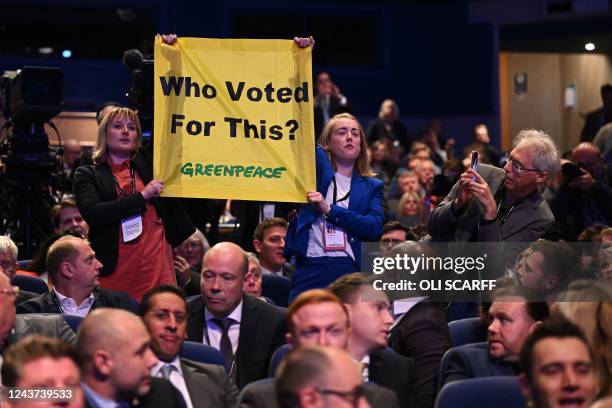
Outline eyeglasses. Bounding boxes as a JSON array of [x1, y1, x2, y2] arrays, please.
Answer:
[[316, 385, 365, 407], [0, 286, 20, 298], [504, 153, 540, 175], [380, 238, 403, 247], [148, 309, 187, 323], [0, 260, 17, 272]]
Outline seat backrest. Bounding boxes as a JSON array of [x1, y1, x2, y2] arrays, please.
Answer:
[[268, 344, 291, 377], [448, 317, 487, 348], [437, 342, 488, 391], [180, 341, 226, 370], [262, 274, 291, 308], [446, 302, 479, 322], [435, 377, 525, 408], [12, 274, 49, 294]]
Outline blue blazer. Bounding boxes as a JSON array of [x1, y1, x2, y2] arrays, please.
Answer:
[[284, 145, 385, 266]]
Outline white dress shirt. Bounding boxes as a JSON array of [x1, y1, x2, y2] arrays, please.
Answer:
[[152, 357, 193, 408], [203, 300, 243, 355], [260, 265, 283, 276], [53, 288, 95, 317]]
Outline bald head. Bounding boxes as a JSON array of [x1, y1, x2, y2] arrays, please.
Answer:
[[76, 308, 147, 370], [201, 242, 248, 318], [572, 142, 603, 176], [203, 242, 248, 277]]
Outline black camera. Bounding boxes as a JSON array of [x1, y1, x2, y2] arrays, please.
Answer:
[[561, 162, 584, 181]]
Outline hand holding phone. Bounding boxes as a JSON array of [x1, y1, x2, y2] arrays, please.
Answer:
[[470, 151, 479, 181]]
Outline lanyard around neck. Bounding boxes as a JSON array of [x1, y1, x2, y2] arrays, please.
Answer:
[[332, 177, 350, 205], [112, 165, 136, 197]]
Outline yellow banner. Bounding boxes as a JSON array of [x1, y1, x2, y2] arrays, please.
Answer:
[[153, 37, 315, 202]]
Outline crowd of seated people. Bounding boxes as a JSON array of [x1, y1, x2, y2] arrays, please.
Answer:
[[1, 38, 611, 407]]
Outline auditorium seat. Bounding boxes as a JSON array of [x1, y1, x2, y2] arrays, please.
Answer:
[[268, 344, 291, 377], [180, 341, 227, 370], [437, 342, 487, 391], [435, 377, 525, 408], [448, 317, 487, 347], [62, 314, 85, 332], [262, 274, 291, 307], [446, 302, 479, 322], [12, 274, 48, 294]]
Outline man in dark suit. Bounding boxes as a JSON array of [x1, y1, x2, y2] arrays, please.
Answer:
[[0, 271, 76, 352], [1, 335, 84, 407], [186, 242, 287, 389], [141, 285, 238, 408], [442, 288, 549, 386], [428, 129, 559, 270], [329, 273, 417, 408], [240, 289, 399, 408], [17, 236, 138, 316], [77, 308, 184, 408]]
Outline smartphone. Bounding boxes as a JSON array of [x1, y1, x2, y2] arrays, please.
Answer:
[[561, 162, 582, 181], [470, 151, 479, 181]]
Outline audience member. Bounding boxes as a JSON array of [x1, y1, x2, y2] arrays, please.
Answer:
[[378, 221, 412, 256], [366, 99, 410, 151], [0, 236, 39, 304], [519, 318, 599, 408], [0, 272, 76, 350], [243, 252, 264, 300], [1, 335, 84, 408], [95, 101, 122, 125], [253, 217, 293, 278], [52, 197, 89, 239], [329, 273, 417, 408], [186, 242, 286, 388], [368, 140, 397, 185], [552, 142, 612, 241], [418, 129, 446, 168], [428, 129, 559, 269], [553, 281, 612, 396], [285, 113, 384, 301], [313, 71, 352, 139], [240, 289, 399, 407], [73, 107, 195, 300], [77, 308, 184, 407], [140, 285, 239, 408], [473, 124, 502, 167], [396, 191, 423, 228], [443, 287, 550, 384], [515, 240, 578, 302], [276, 346, 372, 408], [386, 242, 452, 408], [17, 236, 138, 316], [174, 228, 209, 296], [581, 83, 612, 142]]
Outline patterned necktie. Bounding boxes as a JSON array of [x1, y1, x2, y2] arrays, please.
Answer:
[[212, 318, 234, 369], [160, 363, 174, 380]]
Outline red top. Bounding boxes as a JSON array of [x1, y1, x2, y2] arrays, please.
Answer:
[[98, 159, 175, 301]]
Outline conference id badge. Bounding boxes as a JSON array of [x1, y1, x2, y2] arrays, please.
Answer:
[[323, 221, 346, 251], [121, 214, 143, 242]]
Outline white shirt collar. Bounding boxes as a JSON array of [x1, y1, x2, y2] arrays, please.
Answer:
[[260, 265, 283, 276], [53, 287, 95, 311], [152, 356, 183, 378]]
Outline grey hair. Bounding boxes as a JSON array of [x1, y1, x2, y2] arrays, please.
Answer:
[[191, 228, 210, 254], [245, 252, 260, 265], [0, 236, 18, 260], [513, 129, 560, 181]]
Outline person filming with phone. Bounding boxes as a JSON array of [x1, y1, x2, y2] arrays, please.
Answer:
[[552, 142, 612, 241], [427, 129, 559, 270]]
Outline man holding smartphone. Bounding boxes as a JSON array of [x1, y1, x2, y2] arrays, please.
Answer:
[[427, 129, 559, 271]]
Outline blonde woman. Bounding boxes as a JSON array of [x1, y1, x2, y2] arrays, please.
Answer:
[[74, 107, 194, 300], [396, 191, 423, 227]]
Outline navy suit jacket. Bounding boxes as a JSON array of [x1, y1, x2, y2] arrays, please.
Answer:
[[284, 145, 385, 266], [442, 342, 516, 386]]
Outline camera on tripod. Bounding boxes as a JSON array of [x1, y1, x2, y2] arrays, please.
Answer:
[[0, 66, 64, 182]]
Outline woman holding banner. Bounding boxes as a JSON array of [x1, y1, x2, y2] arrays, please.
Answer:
[[285, 113, 385, 301], [73, 107, 194, 300]]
